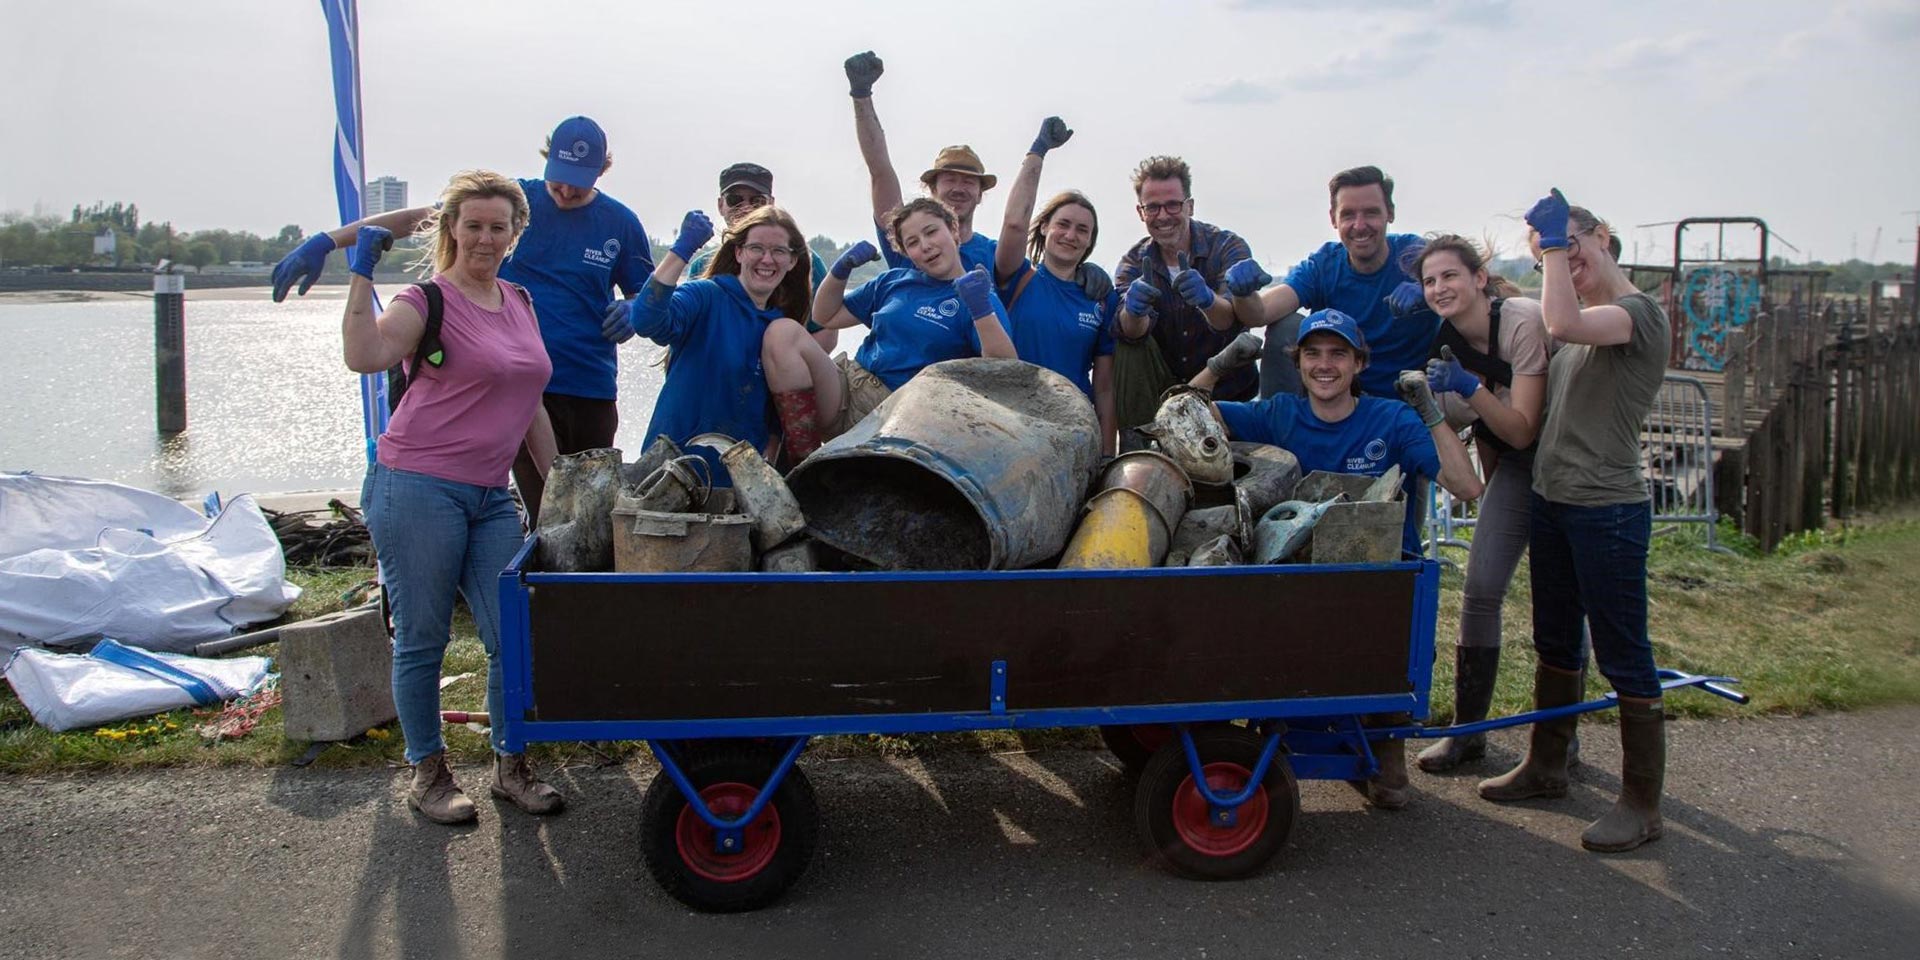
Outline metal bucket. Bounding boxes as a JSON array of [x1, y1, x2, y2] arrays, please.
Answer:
[[610, 500, 753, 573], [1096, 450, 1192, 536], [629, 455, 713, 514], [719, 440, 807, 551], [535, 447, 624, 572], [1058, 487, 1171, 569], [787, 358, 1100, 570]]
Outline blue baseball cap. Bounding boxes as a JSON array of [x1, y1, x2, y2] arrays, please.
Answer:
[[1295, 308, 1367, 352], [544, 116, 608, 189]]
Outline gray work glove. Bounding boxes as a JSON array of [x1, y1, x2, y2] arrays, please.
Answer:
[[1206, 331, 1263, 377], [1396, 370, 1445, 428]]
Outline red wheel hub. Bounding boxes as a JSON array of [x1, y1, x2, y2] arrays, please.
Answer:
[[675, 781, 782, 882], [1170, 763, 1269, 857]]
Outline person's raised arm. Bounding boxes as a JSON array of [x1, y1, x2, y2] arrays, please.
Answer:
[[1426, 345, 1544, 450], [1530, 188, 1631, 346], [1397, 370, 1484, 500], [1115, 248, 1160, 340], [813, 241, 880, 330], [955, 267, 1016, 359], [1250, 280, 1302, 329], [339, 226, 425, 373], [997, 117, 1072, 283], [846, 52, 903, 227], [604, 211, 712, 345], [271, 205, 434, 302], [1223, 259, 1278, 328]]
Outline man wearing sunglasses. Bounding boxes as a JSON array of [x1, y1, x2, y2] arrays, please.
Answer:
[[1111, 154, 1261, 433], [1225, 165, 1439, 400], [687, 162, 836, 351]]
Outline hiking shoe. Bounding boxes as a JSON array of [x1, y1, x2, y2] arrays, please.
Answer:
[[492, 753, 565, 815], [409, 751, 477, 825]]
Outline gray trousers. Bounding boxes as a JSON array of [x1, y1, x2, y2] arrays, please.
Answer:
[[1459, 451, 1533, 649]]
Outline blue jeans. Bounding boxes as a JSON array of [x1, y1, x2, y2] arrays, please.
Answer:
[[1528, 494, 1659, 699], [361, 462, 522, 762]]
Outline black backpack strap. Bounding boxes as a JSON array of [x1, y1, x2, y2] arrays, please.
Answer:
[[412, 280, 446, 370]]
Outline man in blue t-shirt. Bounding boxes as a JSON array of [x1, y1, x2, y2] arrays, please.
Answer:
[[686, 161, 835, 352], [269, 116, 653, 526], [1187, 307, 1482, 812], [1224, 166, 1439, 399], [842, 51, 998, 273]]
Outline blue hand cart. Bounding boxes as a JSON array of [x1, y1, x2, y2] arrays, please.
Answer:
[[497, 542, 1746, 912]]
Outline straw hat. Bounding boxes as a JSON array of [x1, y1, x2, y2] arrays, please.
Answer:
[[918, 145, 997, 191]]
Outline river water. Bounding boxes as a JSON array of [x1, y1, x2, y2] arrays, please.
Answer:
[[0, 293, 863, 499]]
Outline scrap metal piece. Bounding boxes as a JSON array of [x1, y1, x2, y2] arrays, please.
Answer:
[[1250, 495, 1346, 565], [1145, 390, 1233, 484], [536, 447, 623, 572], [720, 440, 807, 552]]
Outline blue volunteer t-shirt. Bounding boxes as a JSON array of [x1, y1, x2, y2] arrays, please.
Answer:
[[630, 274, 784, 483], [845, 268, 1009, 390], [876, 222, 997, 274], [1282, 234, 1439, 399], [998, 259, 1116, 398], [1216, 394, 1439, 556], [502, 179, 653, 400]]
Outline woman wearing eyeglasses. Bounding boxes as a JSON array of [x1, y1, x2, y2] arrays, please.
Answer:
[[990, 117, 1119, 455], [1478, 190, 1672, 854], [1400, 235, 1549, 773], [811, 197, 1018, 431], [605, 205, 844, 470]]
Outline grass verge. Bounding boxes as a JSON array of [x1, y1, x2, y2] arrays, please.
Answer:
[[4, 512, 1917, 774]]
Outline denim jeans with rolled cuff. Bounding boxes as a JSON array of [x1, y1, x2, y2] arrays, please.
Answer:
[[361, 461, 521, 763], [1527, 493, 1659, 699]]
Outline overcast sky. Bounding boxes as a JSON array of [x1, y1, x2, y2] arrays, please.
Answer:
[[4, 0, 1917, 270]]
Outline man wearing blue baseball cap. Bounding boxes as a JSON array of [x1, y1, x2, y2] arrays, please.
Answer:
[[1189, 310, 1482, 810], [270, 116, 654, 526]]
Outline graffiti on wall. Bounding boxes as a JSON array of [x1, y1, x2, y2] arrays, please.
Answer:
[[1680, 266, 1762, 371]]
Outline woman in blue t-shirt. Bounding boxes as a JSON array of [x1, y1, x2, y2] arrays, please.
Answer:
[[812, 197, 1017, 431], [605, 206, 843, 467], [991, 116, 1119, 455], [1189, 307, 1483, 811]]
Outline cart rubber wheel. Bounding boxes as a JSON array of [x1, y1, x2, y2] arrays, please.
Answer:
[[640, 745, 819, 913], [1134, 725, 1297, 880], [1100, 725, 1174, 778]]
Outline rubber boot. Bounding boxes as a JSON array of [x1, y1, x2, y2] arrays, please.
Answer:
[[492, 753, 565, 815], [772, 388, 824, 462], [1581, 697, 1665, 852], [1479, 663, 1584, 802], [408, 751, 477, 825], [1367, 737, 1412, 810], [1417, 645, 1501, 773], [1567, 665, 1587, 768]]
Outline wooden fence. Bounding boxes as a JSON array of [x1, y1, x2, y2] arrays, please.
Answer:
[[1713, 290, 1920, 551]]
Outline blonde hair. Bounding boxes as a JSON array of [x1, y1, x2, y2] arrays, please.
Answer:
[[410, 170, 531, 276]]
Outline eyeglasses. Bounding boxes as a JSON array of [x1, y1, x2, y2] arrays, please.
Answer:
[[741, 242, 797, 262], [1137, 199, 1190, 218], [724, 192, 770, 210], [1532, 227, 1595, 272]]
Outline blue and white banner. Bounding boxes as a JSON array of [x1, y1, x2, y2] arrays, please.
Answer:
[[320, 0, 390, 459]]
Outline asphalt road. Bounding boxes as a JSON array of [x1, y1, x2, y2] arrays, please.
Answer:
[[3, 709, 1916, 960]]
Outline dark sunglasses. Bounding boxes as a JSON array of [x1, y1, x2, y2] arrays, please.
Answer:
[[724, 192, 770, 209]]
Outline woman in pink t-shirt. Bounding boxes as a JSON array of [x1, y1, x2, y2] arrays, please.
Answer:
[[332, 170, 562, 826]]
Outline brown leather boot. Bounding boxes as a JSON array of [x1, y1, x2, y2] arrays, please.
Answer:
[[1479, 663, 1584, 802], [408, 751, 477, 825], [492, 753, 565, 815], [1581, 697, 1665, 852]]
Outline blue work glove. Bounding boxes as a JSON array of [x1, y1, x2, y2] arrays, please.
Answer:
[[844, 51, 884, 98], [1172, 252, 1215, 310], [601, 298, 635, 344], [1124, 271, 1160, 319], [1224, 258, 1272, 298], [347, 226, 391, 280], [1385, 280, 1425, 319], [669, 210, 714, 263], [953, 266, 994, 319], [271, 233, 334, 302], [1526, 187, 1571, 251], [1425, 344, 1480, 399], [831, 240, 879, 280], [1031, 116, 1072, 157]]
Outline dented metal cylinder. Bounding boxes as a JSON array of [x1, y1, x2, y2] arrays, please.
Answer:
[[1058, 487, 1172, 569]]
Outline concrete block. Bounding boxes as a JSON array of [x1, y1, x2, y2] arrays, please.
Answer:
[[279, 604, 396, 742]]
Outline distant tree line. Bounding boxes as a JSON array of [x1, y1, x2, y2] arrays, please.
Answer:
[[0, 202, 312, 271]]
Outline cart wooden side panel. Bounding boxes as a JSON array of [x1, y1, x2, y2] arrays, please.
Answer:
[[520, 565, 1421, 723]]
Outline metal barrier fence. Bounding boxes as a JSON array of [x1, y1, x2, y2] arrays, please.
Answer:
[[1424, 373, 1729, 558]]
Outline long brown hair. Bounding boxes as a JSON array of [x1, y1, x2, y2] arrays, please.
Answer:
[[1404, 233, 1522, 299], [1027, 190, 1099, 267], [409, 170, 530, 276], [884, 197, 957, 258], [699, 205, 812, 326]]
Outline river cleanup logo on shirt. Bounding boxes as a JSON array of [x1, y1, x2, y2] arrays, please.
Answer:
[[914, 297, 964, 329], [583, 237, 619, 267]]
